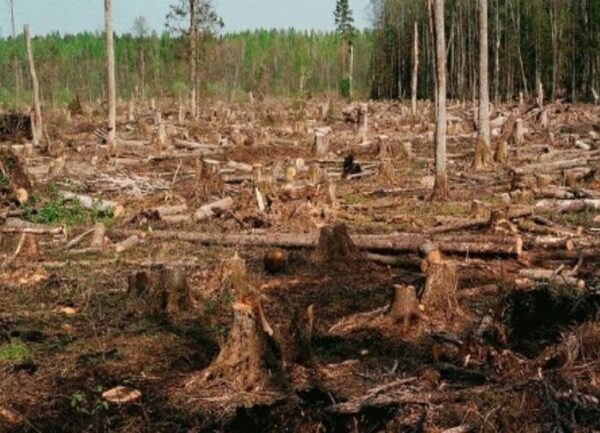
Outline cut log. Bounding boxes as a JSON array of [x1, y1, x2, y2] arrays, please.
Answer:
[[60, 191, 124, 217], [194, 196, 234, 221], [108, 229, 524, 258], [114, 234, 140, 253], [518, 269, 585, 289], [535, 199, 600, 213]]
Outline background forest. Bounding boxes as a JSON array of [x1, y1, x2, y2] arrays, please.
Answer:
[[0, 0, 599, 108]]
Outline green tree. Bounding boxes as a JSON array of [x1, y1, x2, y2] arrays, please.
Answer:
[[334, 0, 356, 97]]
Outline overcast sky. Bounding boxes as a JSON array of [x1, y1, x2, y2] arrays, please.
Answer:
[[0, 0, 372, 36]]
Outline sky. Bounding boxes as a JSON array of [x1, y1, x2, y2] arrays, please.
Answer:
[[0, 0, 372, 37]]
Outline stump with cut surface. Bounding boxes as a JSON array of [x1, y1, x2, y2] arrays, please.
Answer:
[[419, 244, 458, 319], [389, 285, 425, 328], [313, 223, 363, 265], [204, 302, 283, 391]]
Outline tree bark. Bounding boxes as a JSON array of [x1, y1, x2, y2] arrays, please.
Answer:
[[23, 25, 42, 146], [474, 0, 492, 170], [104, 0, 117, 150], [189, 0, 198, 119], [10, 0, 21, 109], [432, 0, 448, 200], [411, 21, 419, 116]]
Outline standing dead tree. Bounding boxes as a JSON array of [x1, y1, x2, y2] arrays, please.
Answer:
[[105, 0, 117, 150], [23, 25, 42, 146]]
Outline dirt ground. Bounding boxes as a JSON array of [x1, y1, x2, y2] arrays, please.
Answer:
[[0, 98, 599, 432]]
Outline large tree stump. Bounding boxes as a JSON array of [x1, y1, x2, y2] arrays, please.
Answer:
[[137, 266, 193, 317], [204, 302, 283, 391], [419, 244, 458, 319], [313, 223, 362, 265]]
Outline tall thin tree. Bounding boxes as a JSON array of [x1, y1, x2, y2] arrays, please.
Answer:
[[334, 0, 356, 97], [23, 24, 42, 146], [431, 0, 448, 200], [474, 0, 492, 169], [105, 0, 117, 150], [10, 0, 21, 109]]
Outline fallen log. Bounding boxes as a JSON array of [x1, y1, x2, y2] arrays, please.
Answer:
[[535, 199, 600, 213], [194, 196, 234, 221], [517, 268, 585, 289], [107, 229, 523, 257], [60, 191, 124, 217]]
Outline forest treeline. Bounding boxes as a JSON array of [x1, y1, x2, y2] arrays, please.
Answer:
[[1, 0, 599, 108], [0, 29, 373, 107], [372, 0, 600, 102]]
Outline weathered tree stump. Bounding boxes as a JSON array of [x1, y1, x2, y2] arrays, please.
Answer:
[[313, 128, 330, 156], [203, 302, 283, 391], [144, 267, 193, 317], [378, 159, 396, 183], [313, 223, 362, 265], [376, 135, 392, 159], [389, 285, 424, 328], [419, 244, 458, 319]]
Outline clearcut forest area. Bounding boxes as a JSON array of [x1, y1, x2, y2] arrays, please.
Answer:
[[0, 0, 599, 432]]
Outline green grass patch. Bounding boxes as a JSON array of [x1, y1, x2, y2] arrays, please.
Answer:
[[24, 185, 115, 226], [0, 340, 32, 363]]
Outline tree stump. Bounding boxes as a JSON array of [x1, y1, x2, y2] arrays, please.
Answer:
[[313, 223, 362, 265], [357, 103, 369, 142], [376, 135, 392, 159], [378, 159, 396, 183], [313, 129, 330, 156], [419, 244, 457, 319], [513, 119, 524, 146], [389, 285, 424, 328], [148, 267, 193, 317], [494, 139, 508, 164], [128, 270, 152, 297], [204, 302, 283, 391]]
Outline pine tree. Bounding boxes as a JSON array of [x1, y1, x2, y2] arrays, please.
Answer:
[[334, 0, 356, 97], [334, 0, 355, 42]]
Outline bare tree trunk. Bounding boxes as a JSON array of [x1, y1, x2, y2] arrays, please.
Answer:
[[474, 0, 492, 169], [189, 0, 198, 119], [104, 0, 117, 150], [10, 0, 21, 109], [507, 0, 529, 95], [432, 0, 448, 200], [23, 25, 42, 146], [411, 21, 419, 116], [551, 0, 560, 100], [493, 0, 500, 103], [349, 42, 355, 98]]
